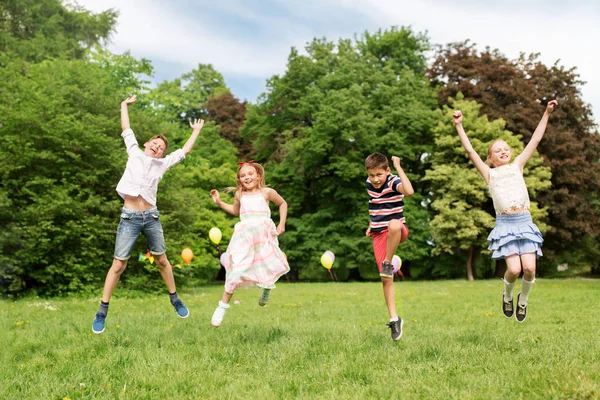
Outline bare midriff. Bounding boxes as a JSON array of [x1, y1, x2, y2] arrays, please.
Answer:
[[123, 195, 154, 210], [497, 206, 529, 215]]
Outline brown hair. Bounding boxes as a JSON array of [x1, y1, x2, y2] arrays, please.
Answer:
[[365, 153, 389, 170]]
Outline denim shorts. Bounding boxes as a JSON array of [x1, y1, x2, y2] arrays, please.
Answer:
[[114, 207, 166, 260]]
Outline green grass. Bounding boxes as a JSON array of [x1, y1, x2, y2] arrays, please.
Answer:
[[2, 279, 599, 399]]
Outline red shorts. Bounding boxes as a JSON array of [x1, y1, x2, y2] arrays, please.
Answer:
[[371, 224, 409, 271]]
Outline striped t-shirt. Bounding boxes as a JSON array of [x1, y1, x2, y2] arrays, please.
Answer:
[[366, 173, 405, 233]]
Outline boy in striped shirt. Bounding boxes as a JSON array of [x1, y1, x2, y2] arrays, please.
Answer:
[[365, 153, 414, 340]]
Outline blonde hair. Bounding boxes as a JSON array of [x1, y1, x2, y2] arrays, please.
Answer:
[[227, 161, 267, 197]]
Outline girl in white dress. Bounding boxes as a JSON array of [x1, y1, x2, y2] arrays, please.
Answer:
[[209, 161, 290, 327]]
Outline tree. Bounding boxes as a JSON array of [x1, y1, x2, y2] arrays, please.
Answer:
[[427, 41, 600, 270], [242, 27, 438, 280], [0, 0, 117, 61], [425, 96, 551, 280], [205, 92, 252, 159], [148, 64, 228, 126]]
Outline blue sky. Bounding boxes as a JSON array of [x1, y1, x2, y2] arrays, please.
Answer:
[[77, 0, 600, 126]]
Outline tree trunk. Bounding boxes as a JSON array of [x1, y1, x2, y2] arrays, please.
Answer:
[[466, 246, 475, 281], [494, 259, 506, 278], [402, 260, 412, 279]]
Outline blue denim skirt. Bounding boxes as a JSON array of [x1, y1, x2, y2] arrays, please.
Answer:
[[487, 212, 543, 259]]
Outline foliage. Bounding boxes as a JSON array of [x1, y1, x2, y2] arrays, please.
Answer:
[[242, 27, 439, 280], [205, 92, 252, 159], [0, 0, 117, 61], [147, 64, 228, 126]]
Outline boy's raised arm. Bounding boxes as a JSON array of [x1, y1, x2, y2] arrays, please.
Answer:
[[182, 119, 205, 155], [121, 95, 137, 132], [391, 156, 414, 196]]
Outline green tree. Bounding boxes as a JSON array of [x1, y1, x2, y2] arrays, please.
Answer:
[[425, 96, 551, 280], [242, 27, 438, 280], [0, 0, 116, 61], [148, 64, 228, 126]]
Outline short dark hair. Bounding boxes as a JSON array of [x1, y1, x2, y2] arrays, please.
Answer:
[[365, 153, 389, 170]]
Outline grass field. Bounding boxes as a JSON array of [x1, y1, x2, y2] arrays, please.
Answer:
[[2, 279, 599, 399]]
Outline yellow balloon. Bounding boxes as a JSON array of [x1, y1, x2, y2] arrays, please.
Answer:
[[320, 253, 333, 270], [209, 227, 222, 245], [149, 256, 154, 264]]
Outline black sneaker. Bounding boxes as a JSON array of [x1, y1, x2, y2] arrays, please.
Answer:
[[515, 293, 527, 323], [502, 291, 514, 318], [387, 317, 404, 341], [380, 261, 394, 278]]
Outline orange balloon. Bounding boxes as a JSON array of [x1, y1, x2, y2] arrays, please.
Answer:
[[181, 248, 193, 264]]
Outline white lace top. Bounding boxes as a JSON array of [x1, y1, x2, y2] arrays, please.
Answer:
[[488, 163, 530, 214]]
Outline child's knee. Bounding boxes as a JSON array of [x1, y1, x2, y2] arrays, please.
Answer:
[[522, 264, 536, 276], [154, 254, 169, 268], [111, 259, 128, 274], [388, 219, 402, 233]]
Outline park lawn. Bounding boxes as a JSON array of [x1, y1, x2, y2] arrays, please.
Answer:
[[1, 279, 598, 399]]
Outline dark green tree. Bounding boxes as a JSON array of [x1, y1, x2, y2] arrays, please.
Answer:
[[242, 27, 439, 280]]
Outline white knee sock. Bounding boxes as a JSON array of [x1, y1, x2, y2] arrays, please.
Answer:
[[519, 279, 535, 306], [503, 278, 516, 302]]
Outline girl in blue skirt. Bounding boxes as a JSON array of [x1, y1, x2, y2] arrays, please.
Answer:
[[453, 99, 558, 322]]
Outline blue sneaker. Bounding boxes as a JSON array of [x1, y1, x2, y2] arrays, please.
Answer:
[[92, 312, 106, 334], [172, 299, 189, 319]]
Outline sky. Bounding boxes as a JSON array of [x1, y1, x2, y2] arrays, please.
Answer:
[[74, 0, 600, 126]]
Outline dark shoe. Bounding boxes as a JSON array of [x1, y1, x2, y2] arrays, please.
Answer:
[[387, 318, 404, 341], [172, 299, 189, 319], [380, 261, 394, 278], [92, 312, 106, 334], [502, 291, 514, 318], [258, 288, 271, 306], [515, 293, 527, 323]]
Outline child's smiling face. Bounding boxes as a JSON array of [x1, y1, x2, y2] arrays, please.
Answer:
[[367, 167, 390, 189], [238, 165, 259, 191], [144, 138, 166, 158], [487, 140, 512, 167]]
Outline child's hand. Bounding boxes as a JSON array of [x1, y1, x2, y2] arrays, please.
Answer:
[[276, 223, 285, 236], [210, 189, 221, 204], [391, 156, 401, 169], [365, 227, 371, 237], [546, 100, 558, 113], [122, 95, 137, 106], [189, 118, 205, 131], [452, 110, 463, 125]]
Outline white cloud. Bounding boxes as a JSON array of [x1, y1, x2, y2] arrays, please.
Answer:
[[76, 0, 599, 124]]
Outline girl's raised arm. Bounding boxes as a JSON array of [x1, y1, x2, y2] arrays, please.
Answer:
[[514, 100, 557, 170], [454, 110, 490, 184]]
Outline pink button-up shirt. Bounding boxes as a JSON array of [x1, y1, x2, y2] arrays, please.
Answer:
[[115, 129, 185, 206]]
